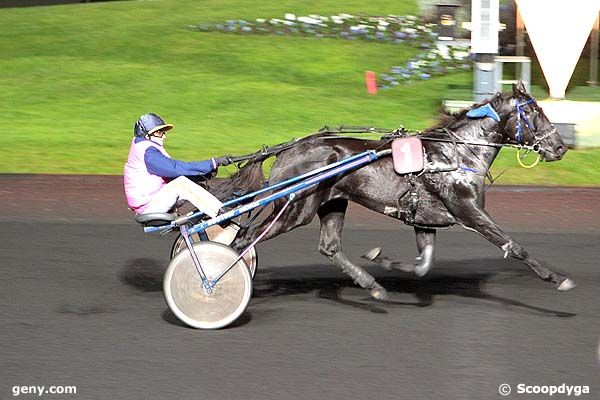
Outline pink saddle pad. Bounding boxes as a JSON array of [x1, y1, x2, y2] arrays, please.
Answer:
[[391, 137, 424, 174]]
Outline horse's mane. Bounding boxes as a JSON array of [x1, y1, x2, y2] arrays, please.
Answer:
[[427, 92, 510, 132]]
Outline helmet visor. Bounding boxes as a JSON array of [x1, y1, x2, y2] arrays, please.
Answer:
[[147, 124, 174, 135]]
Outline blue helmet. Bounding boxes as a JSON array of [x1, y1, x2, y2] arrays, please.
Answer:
[[133, 113, 174, 137]]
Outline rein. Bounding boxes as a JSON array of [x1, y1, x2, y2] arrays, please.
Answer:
[[228, 138, 302, 164], [226, 96, 549, 170]]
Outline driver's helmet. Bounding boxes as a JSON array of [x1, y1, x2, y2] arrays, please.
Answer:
[[133, 113, 174, 137]]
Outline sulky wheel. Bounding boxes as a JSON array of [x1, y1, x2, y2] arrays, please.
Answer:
[[170, 223, 257, 277], [163, 242, 252, 330]]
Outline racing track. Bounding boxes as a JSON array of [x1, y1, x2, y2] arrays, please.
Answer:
[[1, 175, 599, 399]]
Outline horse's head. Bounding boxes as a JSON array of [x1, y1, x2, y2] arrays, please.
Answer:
[[494, 81, 567, 161]]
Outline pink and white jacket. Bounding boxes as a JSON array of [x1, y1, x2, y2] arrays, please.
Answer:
[[124, 137, 216, 213]]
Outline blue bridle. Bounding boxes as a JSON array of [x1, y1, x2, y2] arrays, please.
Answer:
[[515, 98, 536, 144], [465, 95, 556, 154]]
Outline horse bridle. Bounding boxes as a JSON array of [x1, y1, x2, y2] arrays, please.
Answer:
[[512, 97, 556, 153]]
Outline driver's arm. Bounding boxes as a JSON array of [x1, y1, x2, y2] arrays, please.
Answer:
[[144, 147, 217, 178]]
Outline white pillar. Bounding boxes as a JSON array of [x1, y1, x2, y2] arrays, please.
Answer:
[[516, 0, 600, 99]]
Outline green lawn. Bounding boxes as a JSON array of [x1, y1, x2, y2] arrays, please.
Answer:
[[1, 0, 598, 185]]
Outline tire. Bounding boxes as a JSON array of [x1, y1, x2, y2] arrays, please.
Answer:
[[163, 242, 252, 330], [170, 223, 257, 277]]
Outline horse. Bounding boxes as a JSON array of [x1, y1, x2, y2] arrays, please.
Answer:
[[217, 81, 574, 301]]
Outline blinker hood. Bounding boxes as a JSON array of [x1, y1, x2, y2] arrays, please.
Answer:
[[466, 104, 501, 122]]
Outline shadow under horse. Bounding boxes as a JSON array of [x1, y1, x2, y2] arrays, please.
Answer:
[[223, 82, 574, 301]]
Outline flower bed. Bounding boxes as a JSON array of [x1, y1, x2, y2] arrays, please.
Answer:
[[189, 13, 471, 88]]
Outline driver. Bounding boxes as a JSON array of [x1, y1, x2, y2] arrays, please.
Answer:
[[124, 113, 231, 216]]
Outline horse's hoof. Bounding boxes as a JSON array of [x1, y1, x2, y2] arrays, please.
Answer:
[[413, 244, 434, 278], [557, 278, 577, 291], [414, 264, 430, 278], [370, 284, 389, 301], [362, 247, 382, 261]]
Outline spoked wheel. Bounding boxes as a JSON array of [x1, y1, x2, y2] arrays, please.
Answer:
[[164, 242, 252, 330], [170, 223, 257, 277]]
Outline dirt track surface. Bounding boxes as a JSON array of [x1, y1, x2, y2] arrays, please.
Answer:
[[2, 175, 600, 400], [1, 174, 600, 232]]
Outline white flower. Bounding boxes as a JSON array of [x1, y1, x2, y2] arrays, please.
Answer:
[[332, 16, 344, 24], [283, 20, 295, 26], [403, 27, 417, 34], [377, 25, 387, 31], [256, 18, 266, 23], [285, 13, 296, 21], [320, 16, 329, 21], [436, 43, 451, 59], [298, 16, 320, 25], [453, 51, 470, 60], [378, 21, 390, 27], [339, 13, 354, 19]]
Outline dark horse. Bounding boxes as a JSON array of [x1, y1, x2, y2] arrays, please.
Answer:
[[218, 82, 574, 300]]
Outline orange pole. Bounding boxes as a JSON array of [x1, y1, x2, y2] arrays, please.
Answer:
[[365, 71, 377, 94]]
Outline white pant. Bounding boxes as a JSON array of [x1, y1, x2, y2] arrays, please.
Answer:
[[142, 176, 223, 217]]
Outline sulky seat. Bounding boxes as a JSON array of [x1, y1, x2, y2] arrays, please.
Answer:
[[134, 212, 178, 227]]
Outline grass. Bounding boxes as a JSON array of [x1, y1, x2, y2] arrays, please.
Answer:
[[1, 0, 599, 186], [490, 148, 600, 186]]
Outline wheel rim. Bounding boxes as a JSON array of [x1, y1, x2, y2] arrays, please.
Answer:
[[164, 242, 252, 329], [170, 224, 257, 277]]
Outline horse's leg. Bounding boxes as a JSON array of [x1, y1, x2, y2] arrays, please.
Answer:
[[413, 227, 436, 277], [317, 198, 389, 301], [361, 227, 436, 278], [451, 202, 575, 290]]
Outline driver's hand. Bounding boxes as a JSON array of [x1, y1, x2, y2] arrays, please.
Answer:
[[215, 155, 233, 166]]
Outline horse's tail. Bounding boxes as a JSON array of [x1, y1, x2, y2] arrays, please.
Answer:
[[207, 157, 268, 200], [208, 133, 332, 200]]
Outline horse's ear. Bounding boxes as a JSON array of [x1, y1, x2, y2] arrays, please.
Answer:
[[512, 80, 527, 96]]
